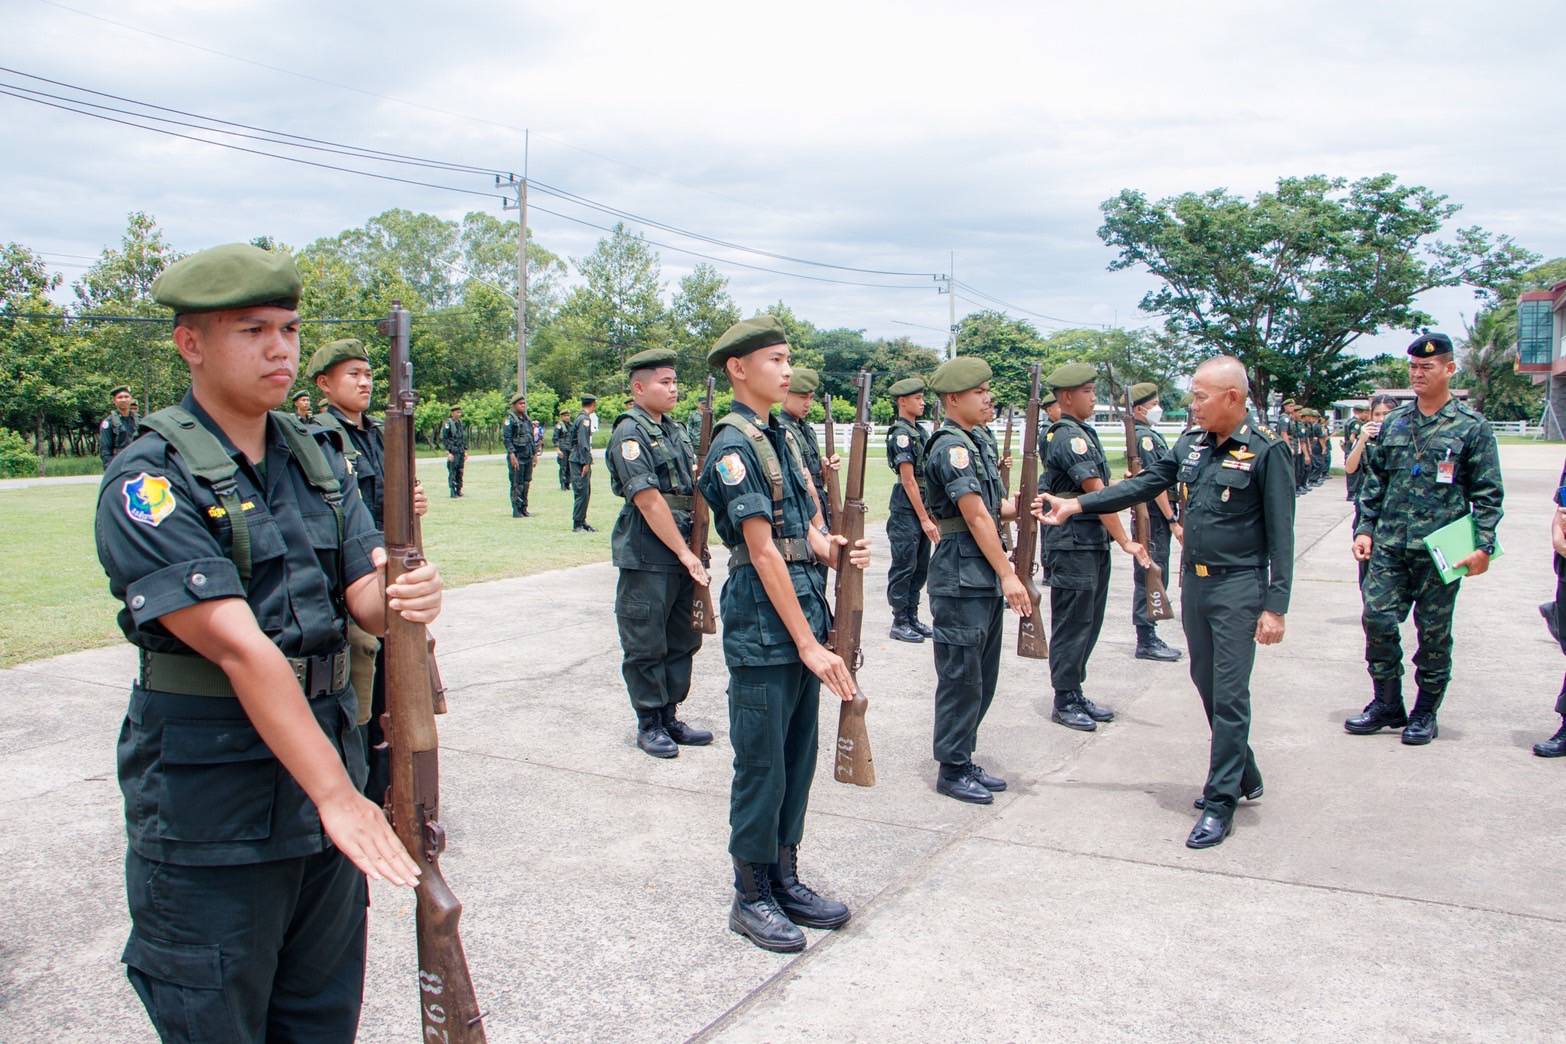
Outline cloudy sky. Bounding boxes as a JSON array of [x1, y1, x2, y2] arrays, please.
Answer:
[[6, 0, 1564, 358]]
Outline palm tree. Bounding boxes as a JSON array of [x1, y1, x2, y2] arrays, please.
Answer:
[[1458, 310, 1516, 417]]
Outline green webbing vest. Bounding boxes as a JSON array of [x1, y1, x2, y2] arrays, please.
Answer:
[[608, 409, 692, 503], [926, 424, 1001, 534], [309, 409, 361, 471], [139, 406, 346, 588], [714, 411, 814, 535]]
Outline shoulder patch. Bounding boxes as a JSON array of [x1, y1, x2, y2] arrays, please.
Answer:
[[1070, 437, 1088, 455], [897, 433, 911, 447], [100, 418, 110, 430], [620, 439, 642, 462], [122, 472, 177, 527], [948, 444, 971, 470], [1140, 435, 1153, 451], [1046, 430, 1055, 442], [715, 452, 747, 485]]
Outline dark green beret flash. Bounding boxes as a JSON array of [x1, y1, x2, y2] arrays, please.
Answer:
[[928, 356, 993, 394], [1408, 332, 1453, 358], [152, 243, 302, 315], [708, 315, 788, 368], [1046, 361, 1097, 390], [626, 347, 678, 373], [305, 338, 369, 380], [788, 367, 821, 395], [888, 377, 926, 398], [1130, 381, 1159, 407]]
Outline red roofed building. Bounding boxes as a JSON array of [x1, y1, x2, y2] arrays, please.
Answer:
[[1518, 282, 1566, 437]]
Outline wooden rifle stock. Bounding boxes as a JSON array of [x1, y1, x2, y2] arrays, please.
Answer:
[[830, 372, 874, 787], [822, 393, 843, 522], [1014, 364, 1048, 659], [1113, 366, 1173, 622], [413, 514, 449, 714], [377, 302, 486, 1043], [688, 377, 718, 634], [998, 405, 1014, 552]]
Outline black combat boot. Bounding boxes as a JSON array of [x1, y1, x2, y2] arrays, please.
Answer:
[[1073, 689, 1115, 722], [1050, 691, 1096, 732], [635, 710, 678, 759], [1533, 718, 1566, 758], [1344, 677, 1408, 735], [769, 845, 851, 929], [1135, 630, 1182, 662], [936, 762, 994, 804], [661, 704, 713, 746], [1401, 689, 1443, 746], [730, 858, 806, 953], [907, 602, 934, 638], [888, 610, 924, 643]]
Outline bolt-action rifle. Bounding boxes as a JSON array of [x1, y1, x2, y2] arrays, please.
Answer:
[[688, 377, 719, 634], [1110, 364, 1172, 621], [830, 371, 875, 786], [1014, 363, 1048, 658]]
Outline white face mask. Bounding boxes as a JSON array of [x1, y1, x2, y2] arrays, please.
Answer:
[[1145, 405, 1164, 424]]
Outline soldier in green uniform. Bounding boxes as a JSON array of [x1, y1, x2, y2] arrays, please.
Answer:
[[696, 316, 870, 954], [96, 244, 440, 1040], [1342, 405, 1367, 501], [1128, 382, 1183, 662], [778, 366, 838, 528], [885, 376, 938, 643], [922, 357, 1033, 804], [291, 389, 313, 421], [100, 384, 139, 467], [1281, 401, 1308, 495], [1348, 332, 1504, 745], [571, 394, 598, 532], [1042, 388, 1061, 427], [1040, 362, 1149, 731], [554, 407, 573, 490], [606, 348, 714, 759], [503, 392, 538, 517], [1036, 356, 1294, 849], [439, 405, 467, 497]]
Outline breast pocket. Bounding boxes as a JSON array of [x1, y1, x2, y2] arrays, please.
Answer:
[[302, 511, 341, 575], [1379, 433, 1414, 471], [157, 720, 277, 843], [1212, 468, 1253, 512], [956, 537, 997, 590]]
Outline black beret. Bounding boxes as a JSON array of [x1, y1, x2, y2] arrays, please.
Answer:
[[1408, 332, 1454, 358]]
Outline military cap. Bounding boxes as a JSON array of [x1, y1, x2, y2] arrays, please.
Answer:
[[1408, 331, 1453, 357], [152, 243, 302, 315], [1283, 398, 1297, 407], [928, 356, 993, 394], [626, 347, 678, 373], [1130, 381, 1159, 407], [558, 408, 570, 417], [888, 377, 926, 398], [1041, 389, 1057, 406], [449, 405, 462, 413], [1046, 361, 1097, 390], [110, 384, 131, 396], [305, 337, 369, 380], [510, 390, 528, 405], [292, 390, 311, 403], [708, 315, 788, 367], [788, 367, 821, 395], [581, 393, 598, 405]]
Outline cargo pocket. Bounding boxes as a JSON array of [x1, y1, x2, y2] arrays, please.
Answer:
[[1044, 552, 1093, 591], [122, 931, 237, 1043], [157, 721, 276, 843], [729, 682, 772, 767], [932, 625, 982, 684], [956, 539, 996, 591]]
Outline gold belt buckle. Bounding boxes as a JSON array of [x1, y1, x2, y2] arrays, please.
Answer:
[[1195, 563, 1210, 578]]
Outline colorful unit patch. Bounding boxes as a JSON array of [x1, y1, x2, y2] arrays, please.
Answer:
[[948, 444, 971, 470], [123, 472, 177, 527], [715, 452, 747, 485]]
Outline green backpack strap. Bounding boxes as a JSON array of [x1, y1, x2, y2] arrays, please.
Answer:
[[140, 406, 252, 586], [310, 409, 361, 472], [272, 412, 346, 545]]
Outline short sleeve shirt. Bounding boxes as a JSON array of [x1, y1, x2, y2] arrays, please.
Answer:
[[570, 414, 595, 466], [607, 406, 697, 571], [1041, 416, 1111, 549], [924, 422, 1005, 598], [886, 417, 927, 511]]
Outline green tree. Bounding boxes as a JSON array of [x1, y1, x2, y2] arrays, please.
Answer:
[[953, 310, 1049, 407], [1358, 353, 1410, 393], [670, 263, 739, 382], [458, 210, 567, 324], [1099, 173, 1537, 411]]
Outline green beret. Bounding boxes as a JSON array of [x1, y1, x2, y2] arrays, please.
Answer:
[[1046, 362, 1097, 390], [581, 393, 598, 405], [1130, 382, 1160, 407], [1041, 389, 1057, 406], [1408, 332, 1453, 357], [1283, 398, 1297, 407], [788, 367, 821, 395], [152, 243, 302, 315], [708, 316, 788, 368], [928, 356, 993, 394], [110, 384, 131, 396], [510, 390, 528, 405], [888, 377, 926, 397], [305, 338, 369, 380], [626, 347, 677, 373], [292, 391, 311, 403]]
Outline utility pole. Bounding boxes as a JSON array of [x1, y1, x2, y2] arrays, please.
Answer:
[[497, 131, 529, 394], [935, 251, 956, 359]]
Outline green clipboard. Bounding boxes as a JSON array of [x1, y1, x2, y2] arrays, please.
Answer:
[[1422, 512, 1501, 584]]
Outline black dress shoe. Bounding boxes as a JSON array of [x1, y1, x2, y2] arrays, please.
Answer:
[[769, 845, 850, 929], [968, 762, 1007, 792], [1136, 637, 1182, 662], [730, 859, 806, 953], [635, 714, 679, 759], [1344, 699, 1407, 735], [1195, 782, 1263, 810], [1186, 813, 1230, 849], [937, 764, 994, 804], [1051, 703, 1097, 732], [1073, 692, 1115, 723], [1533, 721, 1566, 757], [908, 613, 934, 638], [662, 705, 713, 746], [1400, 711, 1438, 745], [888, 613, 924, 643]]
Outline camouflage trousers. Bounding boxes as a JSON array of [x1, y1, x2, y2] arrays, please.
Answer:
[[1362, 543, 1461, 694]]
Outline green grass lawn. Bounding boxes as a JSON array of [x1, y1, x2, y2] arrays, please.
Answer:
[[1, 453, 903, 667]]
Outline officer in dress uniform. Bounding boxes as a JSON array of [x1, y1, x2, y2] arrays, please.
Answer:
[[1036, 356, 1293, 849], [554, 407, 573, 490], [885, 376, 938, 643], [439, 405, 467, 496], [1348, 332, 1504, 745], [1128, 382, 1183, 662], [778, 366, 838, 530], [96, 244, 441, 1041], [696, 316, 870, 954], [571, 394, 598, 531], [606, 347, 714, 759], [1040, 363, 1148, 731], [503, 392, 538, 517], [100, 384, 139, 467], [921, 357, 1032, 804]]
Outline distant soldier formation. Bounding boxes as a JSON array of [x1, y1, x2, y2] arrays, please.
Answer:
[[95, 243, 1549, 1041]]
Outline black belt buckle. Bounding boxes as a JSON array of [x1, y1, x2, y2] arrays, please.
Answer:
[[331, 650, 349, 693]]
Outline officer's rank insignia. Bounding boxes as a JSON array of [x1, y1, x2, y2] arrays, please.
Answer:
[[715, 453, 747, 485], [896, 433, 910, 447], [948, 444, 970, 469], [620, 440, 642, 462], [123, 472, 177, 527], [1229, 448, 1255, 461], [1070, 437, 1088, 455], [1141, 436, 1153, 451]]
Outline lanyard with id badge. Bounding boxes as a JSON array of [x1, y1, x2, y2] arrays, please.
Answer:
[[1436, 448, 1456, 485]]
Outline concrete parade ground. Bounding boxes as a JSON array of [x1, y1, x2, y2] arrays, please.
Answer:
[[2, 445, 1562, 1043]]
